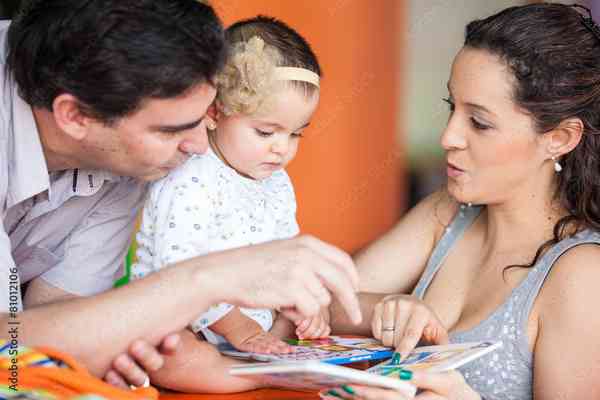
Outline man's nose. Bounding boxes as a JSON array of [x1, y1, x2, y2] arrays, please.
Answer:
[[179, 127, 209, 155]]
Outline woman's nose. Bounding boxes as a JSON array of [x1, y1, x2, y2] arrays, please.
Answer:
[[440, 117, 467, 150]]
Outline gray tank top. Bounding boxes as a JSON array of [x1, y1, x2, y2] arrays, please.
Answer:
[[412, 204, 600, 400]]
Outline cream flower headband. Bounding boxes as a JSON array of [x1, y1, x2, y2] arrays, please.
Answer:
[[216, 36, 320, 116]]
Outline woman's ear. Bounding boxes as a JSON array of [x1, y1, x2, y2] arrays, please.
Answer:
[[52, 94, 93, 141], [545, 117, 584, 159]]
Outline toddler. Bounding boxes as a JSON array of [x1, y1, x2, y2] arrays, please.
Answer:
[[132, 16, 328, 355]]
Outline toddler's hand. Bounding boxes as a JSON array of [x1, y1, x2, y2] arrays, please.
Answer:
[[294, 307, 331, 339], [227, 329, 293, 354]]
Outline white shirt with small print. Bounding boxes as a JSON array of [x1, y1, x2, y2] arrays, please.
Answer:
[[131, 147, 299, 344]]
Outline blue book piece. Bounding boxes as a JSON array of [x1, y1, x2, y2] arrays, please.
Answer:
[[217, 336, 394, 365]]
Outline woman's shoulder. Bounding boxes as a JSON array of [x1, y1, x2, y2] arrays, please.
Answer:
[[537, 237, 600, 318]]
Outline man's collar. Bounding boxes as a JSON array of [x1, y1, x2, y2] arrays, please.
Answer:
[[69, 168, 121, 197], [6, 84, 50, 208], [7, 84, 122, 208]]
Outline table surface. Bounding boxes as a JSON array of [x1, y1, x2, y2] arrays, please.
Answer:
[[160, 388, 320, 399]]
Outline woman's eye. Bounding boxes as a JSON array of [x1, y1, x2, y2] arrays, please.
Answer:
[[291, 132, 304, 138], [471, 118, 491, 131], [255, 129, 274, 137]]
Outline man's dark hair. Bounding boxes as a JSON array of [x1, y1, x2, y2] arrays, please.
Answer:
[[6, 0, 226, 124]]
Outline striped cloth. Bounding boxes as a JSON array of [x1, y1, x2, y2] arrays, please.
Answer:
[[0, 340, 108, 400]]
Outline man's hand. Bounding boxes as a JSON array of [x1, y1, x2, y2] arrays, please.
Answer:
[[104, 333, 180, 388], [206, 235, 362, 325]]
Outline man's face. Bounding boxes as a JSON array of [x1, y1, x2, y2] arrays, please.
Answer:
[[82, 83, 217, 181]]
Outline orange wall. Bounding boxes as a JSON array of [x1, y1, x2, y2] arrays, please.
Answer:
[[213, 0, 406, 253]]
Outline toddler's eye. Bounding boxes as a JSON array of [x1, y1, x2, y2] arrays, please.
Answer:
[[255, 129, 273, 137]]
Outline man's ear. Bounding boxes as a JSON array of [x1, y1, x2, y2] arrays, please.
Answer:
[[52, 94, 94, 141], [206, 100, 221, 122], [545, 117, 584, 159], [205, 101, 225, 130]]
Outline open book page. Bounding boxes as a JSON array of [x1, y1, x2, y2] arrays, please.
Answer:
[[229, 361, 417, 398], [218, 336, 393, 364], [228, 340, 501, 397], [367, 341, 503, 375]]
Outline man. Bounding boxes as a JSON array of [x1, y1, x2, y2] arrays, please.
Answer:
[[1, 0, 361, 388]]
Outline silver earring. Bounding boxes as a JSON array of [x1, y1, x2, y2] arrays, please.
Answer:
[[552, 156, 562, 173]]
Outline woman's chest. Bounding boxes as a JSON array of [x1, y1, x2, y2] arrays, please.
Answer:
[[421, 248, 539, 351]]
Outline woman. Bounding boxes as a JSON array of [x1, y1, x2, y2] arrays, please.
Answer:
[[326, 4, 600, 399]]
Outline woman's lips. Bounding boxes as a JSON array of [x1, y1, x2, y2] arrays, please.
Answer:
[[447, 162, 464, 178]]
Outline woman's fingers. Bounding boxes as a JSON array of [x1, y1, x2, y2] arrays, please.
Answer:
[[370, 296, 449, 361], [319, 384, 413, 400], [423, 321, 450, 345], [380, 300, 397, 347], [392, 300, 411, 348], [372, 302, 383, 340]]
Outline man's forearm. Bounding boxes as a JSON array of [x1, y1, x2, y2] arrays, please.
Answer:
[[1, 260, 220, 377], [149, 329, 262, 393]]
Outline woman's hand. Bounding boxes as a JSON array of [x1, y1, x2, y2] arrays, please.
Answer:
[[372, 295, 449, 359], [319, 370, 481, 400]]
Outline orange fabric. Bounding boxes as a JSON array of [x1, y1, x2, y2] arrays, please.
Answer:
[[0, 345, 159, 399]]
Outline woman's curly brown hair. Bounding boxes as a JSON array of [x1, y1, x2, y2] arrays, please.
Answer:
[[465, 4, 600, 270]]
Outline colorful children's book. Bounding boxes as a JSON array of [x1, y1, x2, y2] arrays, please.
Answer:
[[217, 336, 394, 365], [228, 340, 502, 398], [229, 361, 417, 397], [367, 341, 503, 374]]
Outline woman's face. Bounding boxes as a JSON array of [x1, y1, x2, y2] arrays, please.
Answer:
[[441, 47, 550, 205]]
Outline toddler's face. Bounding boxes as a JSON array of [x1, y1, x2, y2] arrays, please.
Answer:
[[213, 87, 319, 180]]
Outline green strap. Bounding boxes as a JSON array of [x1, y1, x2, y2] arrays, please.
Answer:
[[114, 245, 134, 288]]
